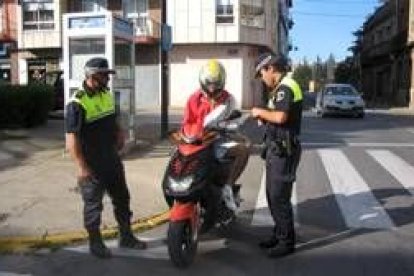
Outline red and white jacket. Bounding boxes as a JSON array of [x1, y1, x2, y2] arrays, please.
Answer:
[[181, 89, 235, 139]]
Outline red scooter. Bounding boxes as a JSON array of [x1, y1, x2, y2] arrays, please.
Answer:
[[162, 110, 245, 268]]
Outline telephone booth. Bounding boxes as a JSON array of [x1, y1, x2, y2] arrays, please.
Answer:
[[63, 11, 136, 146]]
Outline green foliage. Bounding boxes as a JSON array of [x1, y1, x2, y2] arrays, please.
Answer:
[[0, 84, 54, 129], [335, 58, 360, 90], [292, 63, 313, 91]]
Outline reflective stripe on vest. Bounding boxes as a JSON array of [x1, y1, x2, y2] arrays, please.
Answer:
[[280, 77, 303, 102], [69, 90, 115, 123]]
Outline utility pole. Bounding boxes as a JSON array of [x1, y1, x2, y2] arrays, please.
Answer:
[[160, 0, 169, 138]]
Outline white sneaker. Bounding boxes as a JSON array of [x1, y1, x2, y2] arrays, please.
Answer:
[[222, 184, 238, 212]]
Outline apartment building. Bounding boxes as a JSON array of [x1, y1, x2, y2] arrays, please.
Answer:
[[360, 0, 412, 107], [127, 0, 162, 108], [167, 0, 292, 108], [8, 0, 161, 109], [409, 0, 414, 108], [0, 0, 17, 83], [6, 0, 292, 109]]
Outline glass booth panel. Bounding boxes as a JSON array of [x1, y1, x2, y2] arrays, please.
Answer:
[[69, 38, 105, 81], [114, 38, 133, 80], [114, 88, 133, 133]]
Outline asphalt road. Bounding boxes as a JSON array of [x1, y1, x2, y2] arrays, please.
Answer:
[[1, 110, 414, 276]]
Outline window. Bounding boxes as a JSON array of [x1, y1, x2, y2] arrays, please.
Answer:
[[81, 0, 107, 12], [22, 0, 54, 30], [325, 85, 357, 96], [216, 0, 234, 24], [114, 38, 133, 80], [127, 0, 148, 17], [240, 0, 265, 28], [0, 2, 3, 33], [126, 0, 150, 35]]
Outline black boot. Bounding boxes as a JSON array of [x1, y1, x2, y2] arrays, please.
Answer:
[[259, 235, 279, 249], [88, 230, 112, 259], [267, 241, 295, 258], [119, 228, 147, 250]]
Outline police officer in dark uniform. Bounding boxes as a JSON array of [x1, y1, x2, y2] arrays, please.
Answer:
[[251, 53, 303, 258], [65, 57, 146, 258]]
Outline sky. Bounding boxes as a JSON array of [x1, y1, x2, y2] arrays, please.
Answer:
[[290, 0, 382, 63]]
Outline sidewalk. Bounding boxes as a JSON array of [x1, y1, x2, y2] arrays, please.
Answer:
[[0, 109, 184, 251]]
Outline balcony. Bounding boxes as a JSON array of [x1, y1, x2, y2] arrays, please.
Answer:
[[20, 30, 61, 49], [361, 30, 408, 59], [129, 16, 160, 44]]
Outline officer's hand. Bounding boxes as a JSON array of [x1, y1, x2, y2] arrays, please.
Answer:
[[77, 166, 92, 182], [251, 107, 262, 119]]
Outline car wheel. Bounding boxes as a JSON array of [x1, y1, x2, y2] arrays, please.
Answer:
[[317, 109, 325, 118]]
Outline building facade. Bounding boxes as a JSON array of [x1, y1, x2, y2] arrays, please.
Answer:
[[409, 0, 414, 108], [127, 0, 162, 108], [5, 0, 292, 110], [167, 0, 292, 108], [8, 0, 160, 110], [0, 0, 17, 84], [360, 0, 412, 107]]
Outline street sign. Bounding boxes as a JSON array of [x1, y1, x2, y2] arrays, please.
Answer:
[[161, 24, 173, 52]]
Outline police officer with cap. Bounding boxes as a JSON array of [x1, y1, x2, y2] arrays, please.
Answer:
[[65, 57, 146, 258], [251, 53, 303, 258]]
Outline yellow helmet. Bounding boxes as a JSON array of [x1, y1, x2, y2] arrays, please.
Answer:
[[199, 59, 226, 96]]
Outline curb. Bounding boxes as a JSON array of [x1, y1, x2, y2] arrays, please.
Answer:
[[0, 211, 169, 254]]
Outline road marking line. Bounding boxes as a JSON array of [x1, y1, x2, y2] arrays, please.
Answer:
[[251, 166, 298, 226], [406, 128, 414, 134], [65, 238, 226, 259], [0, 273, 32, 276], [251, 166, 271, 226], [302, 142, 414, 148], [318, 149, 395, 229], [368, 150, 414, 196]]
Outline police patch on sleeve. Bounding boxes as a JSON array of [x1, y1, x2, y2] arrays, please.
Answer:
[[276, 91, 285, 102]]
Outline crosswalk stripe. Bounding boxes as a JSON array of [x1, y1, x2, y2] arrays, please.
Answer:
[[65, 237, 226, 259], [318, 149, 395, 229], [251, 166, 271, 226], [0, 273, 32, 276], [251, 166, 298, 226], [367, 150, 414, 196]]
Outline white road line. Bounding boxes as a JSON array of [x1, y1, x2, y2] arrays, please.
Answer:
[[406, 128, 414, 134], [302, 142, 414, 148], [65, 237, 226, 259], [0, 273, 32, 276], [318, 149, 395, 229], [251, 167, 271, 226], [368, 150, 414, 196], [251, 166, 298, 226]]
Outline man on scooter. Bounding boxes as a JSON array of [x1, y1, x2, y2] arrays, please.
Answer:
[[181, 59, 249, 211]]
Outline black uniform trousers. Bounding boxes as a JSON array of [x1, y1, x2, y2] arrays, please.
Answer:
[[78, 160, 132, 232], [265, 142, 302, 246]]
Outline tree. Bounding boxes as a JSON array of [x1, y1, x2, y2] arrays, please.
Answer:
[[335, 57, 360, 89], [292, 60, 312, 92]]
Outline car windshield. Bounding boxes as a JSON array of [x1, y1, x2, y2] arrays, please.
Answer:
[[325, 86, 357, 96]]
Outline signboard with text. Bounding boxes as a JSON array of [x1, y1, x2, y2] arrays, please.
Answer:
[[161, 24, 173, 52]]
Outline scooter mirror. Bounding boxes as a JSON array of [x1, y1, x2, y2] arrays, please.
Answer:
[[227, 110, 242, 121]]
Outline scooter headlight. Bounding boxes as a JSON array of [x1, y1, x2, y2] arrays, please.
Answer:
[[168, 175, 194, 192]]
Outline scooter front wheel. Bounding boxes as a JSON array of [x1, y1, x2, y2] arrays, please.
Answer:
[[167, 220, 198, 268]]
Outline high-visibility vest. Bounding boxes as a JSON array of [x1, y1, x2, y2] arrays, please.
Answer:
[[69, 90, 115, 123], [268, 76, 303, 109], [280, 77, 303, 103]]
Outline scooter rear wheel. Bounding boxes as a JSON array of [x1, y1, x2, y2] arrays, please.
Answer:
[[167, 220, 198, 268]]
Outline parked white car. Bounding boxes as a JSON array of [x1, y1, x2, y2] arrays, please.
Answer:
[[316, 83, 365, 118]]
